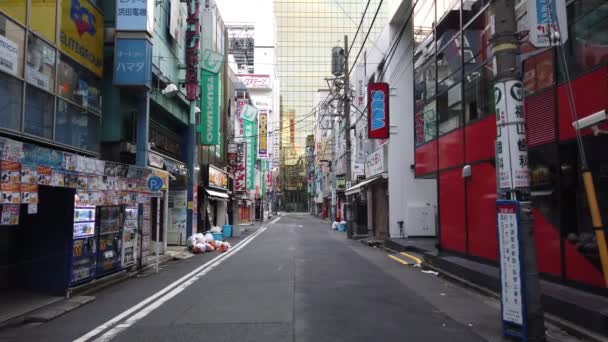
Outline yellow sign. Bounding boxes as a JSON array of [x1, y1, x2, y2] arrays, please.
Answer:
[[0, 1, 26, 24], [259, 111, 268, 158], [59, 0, 103, 76], [150, 169, 169, 190], [208, 166, 228, 190]]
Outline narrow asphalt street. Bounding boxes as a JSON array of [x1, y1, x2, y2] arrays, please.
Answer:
[[1, 213, 498, 342]]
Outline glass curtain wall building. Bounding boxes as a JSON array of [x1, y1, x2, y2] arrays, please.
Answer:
[[274, 0, 387, 203]]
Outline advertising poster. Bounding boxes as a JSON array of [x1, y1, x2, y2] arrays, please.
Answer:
[[51, 170, 65, 187], [0, 138, 23, 161], [1, 204, 20, 225], [0, 35, 18, 76], [21, 184, 38, 204], [37, 166, 52, 185], [235, 143, 246, 192], [22, 144, 63, 168], [227, 143, 237, 176], [59, 0, 104, 76], [1, 183, 20, 204], [258, 110, 268, 159], [20, 165, 37, 184], [1, 161, 20, 183]]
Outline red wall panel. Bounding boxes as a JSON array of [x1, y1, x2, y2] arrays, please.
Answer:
[[439, 169, 466, 253], [532, 208, 562, 277], [558, 67, 608, 141], [415, 141, 438, 176], [565, 241, 605, 288], [466, 163, 498, 261], [465, 116, 496, 163], [438, 129, 464, 170]]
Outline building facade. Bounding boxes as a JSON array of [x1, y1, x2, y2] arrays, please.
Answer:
[[274, 0, 388, 209], [411, 0, 608, 290]]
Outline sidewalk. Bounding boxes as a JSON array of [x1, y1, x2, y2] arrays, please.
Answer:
[[385, 238, 608, 340], [0, 225, 262, 329]]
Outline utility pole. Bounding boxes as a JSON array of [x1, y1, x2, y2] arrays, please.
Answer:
[[343, 35, 352, 229], [491, 0, 545, 341]]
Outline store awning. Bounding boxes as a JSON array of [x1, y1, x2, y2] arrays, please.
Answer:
[[345, 173, 388, 196], [204, 188, 229, 201]]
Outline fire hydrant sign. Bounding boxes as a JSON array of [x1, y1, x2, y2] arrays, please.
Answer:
[[497, 200, 526, 337], [495, 80, 529, 190]]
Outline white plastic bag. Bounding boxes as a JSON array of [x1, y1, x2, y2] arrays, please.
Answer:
[[331, 222, 338, 230], [205, 233, 214, 243], [187, 235, 196, 248], [193, 243, 207, 254]]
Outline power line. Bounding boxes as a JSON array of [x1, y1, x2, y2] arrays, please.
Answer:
[[346, 0, 372, 57], [347, 0, 385, 77]]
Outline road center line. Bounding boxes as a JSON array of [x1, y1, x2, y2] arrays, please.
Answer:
[[269, 216, 282, 225], [74, 227, 267, 342]]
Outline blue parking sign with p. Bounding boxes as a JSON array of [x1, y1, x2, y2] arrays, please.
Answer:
[[147, 176, 164, 192]]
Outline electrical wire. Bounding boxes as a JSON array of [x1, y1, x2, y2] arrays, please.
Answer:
[[346, 0, 373, 57], [347, 0, 385, 78]]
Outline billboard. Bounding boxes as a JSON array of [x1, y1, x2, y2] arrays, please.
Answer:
[[116, 0, 155, 34], [258, 110, 268, 159], [60, 0, 104, 76], [237, 74, 271, 89], [113, 38, 153, 88], [368, 82, 389, 139]]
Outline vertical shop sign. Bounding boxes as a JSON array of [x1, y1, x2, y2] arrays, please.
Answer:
[[227, 143, 238, 176], [185, 0, 200, 100], [258, 110, 268, 159], [60, 0, 104, 76], [235, 99, 247, 136], [116, 0, 155, 34], [497, 200, 526, 339], [198, 70, 219, 145], [113, 38, 153, 88], [368, 82, 390, 139], [495, 81, 529, 190], [243, 118, 256, 191], [235, 143, 246, 192], [527, 0, 568, 48]]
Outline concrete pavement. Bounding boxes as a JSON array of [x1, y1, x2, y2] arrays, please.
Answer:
[[0, 213, 569, 341]]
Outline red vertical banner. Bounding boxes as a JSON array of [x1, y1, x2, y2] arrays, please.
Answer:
[[368, 82, 390, 139], [185, 0, 200, 100]]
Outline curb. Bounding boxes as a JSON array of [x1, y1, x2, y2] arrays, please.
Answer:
[[381, 245, 606, 342]]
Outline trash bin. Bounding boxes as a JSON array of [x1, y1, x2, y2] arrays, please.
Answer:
[[338, 222, 346, 232], [212, 232, 223, 241], [222, 225, 232, 238]]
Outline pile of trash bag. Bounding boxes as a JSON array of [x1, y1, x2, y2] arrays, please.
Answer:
[[187, 233, 231, 254]]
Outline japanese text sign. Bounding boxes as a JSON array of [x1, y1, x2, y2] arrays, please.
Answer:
[[113, 38, 153, 88], [527, 0, 568, 48], [116, 0, 155, 34]]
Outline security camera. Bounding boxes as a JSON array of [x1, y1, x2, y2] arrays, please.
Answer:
[[161, 83, 179, 97], [572, 110, 607, 130], [194, 106, 201, 114]]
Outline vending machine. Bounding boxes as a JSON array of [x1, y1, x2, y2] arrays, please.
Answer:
[[121, 206, 138, 268], [96, 206, 123, 276], [70, 205, 97, 285]]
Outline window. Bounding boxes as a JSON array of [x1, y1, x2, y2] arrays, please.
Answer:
[[0, 14, 25, 77], [31, 0, 57, 42], [464, 63, 494, 122], [56, 99, 99, 152], [437, 40, 462, 92], [462, 0, 490, 26], [437, 82, 462, 135], [463, 8, 492, 69], [0, 71, 23, 131], [24, 85, 53, 139], [558, 0, 608, 82], [57, 54, 102, 113], [26, 32, 56, 92], [422, 100, 437, 143]]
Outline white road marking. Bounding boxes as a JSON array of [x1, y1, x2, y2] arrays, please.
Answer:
[[269, 216, 282, 225], [74, 227, 267, 342]]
